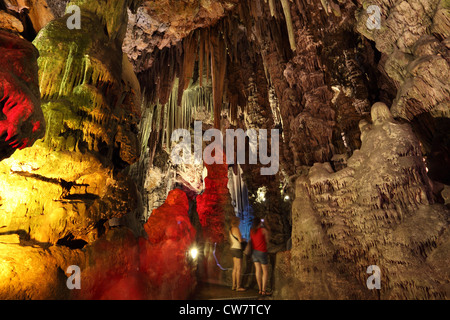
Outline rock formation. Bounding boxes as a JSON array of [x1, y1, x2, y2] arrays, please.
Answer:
[[0, 0, 448, 300], [0, 0, 142, 299], [0, 15, 45, 161], [0, 0, 141, 245], [76, 188, 196, 300], [355, 0, 450, 185], [274, 103, 450, 299]]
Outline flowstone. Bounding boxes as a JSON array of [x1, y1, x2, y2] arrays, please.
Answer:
[[275, 102, 450, 299]]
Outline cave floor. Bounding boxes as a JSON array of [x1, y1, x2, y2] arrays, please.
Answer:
[[192, 282, 263, 300]]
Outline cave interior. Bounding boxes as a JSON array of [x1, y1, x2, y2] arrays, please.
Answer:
[[0, 0, 449, 300]]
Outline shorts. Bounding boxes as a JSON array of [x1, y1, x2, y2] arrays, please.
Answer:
[[252, 249, 268, 265], [230, 248, 243, 259]]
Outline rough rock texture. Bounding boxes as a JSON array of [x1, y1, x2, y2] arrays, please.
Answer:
[[274, 103, 450, 299], [75, 188, 196, 300], [140, 188, 197, 299], [0, 29, 45, 161], [355, 0, 450, 184], [45, 0, 70, 18], [229, 0, 381, 177], [0, 233, 85, 299], [127, 92, 205, 222], [124, 0, 238, 73], [5, 0, 55, 33], [124, 0, 387, 260], [0, 0, 140, 245], [0, 10, 23, 33], [197, 158, 234, 243]]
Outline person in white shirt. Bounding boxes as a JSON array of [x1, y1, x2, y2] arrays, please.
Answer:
[[229, 216, 246, 291]]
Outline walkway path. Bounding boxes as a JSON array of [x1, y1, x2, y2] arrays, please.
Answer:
[[192, 282, 269, 300]]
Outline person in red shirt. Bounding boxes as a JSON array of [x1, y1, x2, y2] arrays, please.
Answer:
[[250, 217, 271, 296]]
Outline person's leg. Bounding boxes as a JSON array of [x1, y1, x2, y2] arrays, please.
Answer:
[[254, 262, 262, 293], [232, 257, 237, 289], [236, 258, 247, 290], [261, 263, 269, 294], [235, 258, 243, 290]]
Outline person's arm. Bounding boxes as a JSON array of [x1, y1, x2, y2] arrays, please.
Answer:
[[262, 227, 270, 244], [232, 227, 243, 242], [236, 227, 243, 242]]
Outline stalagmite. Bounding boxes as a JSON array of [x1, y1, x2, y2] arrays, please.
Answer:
[[280, 102, 449, 299]]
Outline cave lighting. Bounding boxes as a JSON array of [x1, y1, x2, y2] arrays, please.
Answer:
[[212, 242, 228, 271], [284, 195, 290, 201], [10, 163, 33, 173], [256, 186, 267, 203], [6, 159, 36, 174], [422, 157, 429, 173], [341, 132, 349, 148], [189, 247, 199, 260]]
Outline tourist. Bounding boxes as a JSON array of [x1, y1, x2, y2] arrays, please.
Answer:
[[229, 216, 246, 291], [250, 217, 271, 296]]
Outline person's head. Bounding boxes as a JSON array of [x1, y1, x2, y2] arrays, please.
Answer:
[[230, 216, 240, 228], [251, 217, 262, 231]]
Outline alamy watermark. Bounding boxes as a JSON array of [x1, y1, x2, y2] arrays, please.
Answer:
[[66, 4, 382, 32], [66, 5, 81, 30], [366, 5, 381, 30], [366, 265, 381, 290], [66, 265, 81, 290], [170, 121, 279, 176]]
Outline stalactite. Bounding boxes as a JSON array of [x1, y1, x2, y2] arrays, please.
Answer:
[[178, 31, 198, 106], [199, 29, 205, 88], [38, 43, 116, 103], [209, 27, 227, 129], [269, 0, 277, 17], [279, 0, 297, 52], [269, 86, 281, 125], [227, 165, 253, 239], [204, 28, 211, 84]]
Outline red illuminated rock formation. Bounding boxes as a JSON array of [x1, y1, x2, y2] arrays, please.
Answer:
[[74, 188, 197, 300], [140, 188, 197, 299], [0, 29, 45, 161], [72, 228, 141, 300], [197, 160, 234, 243]]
